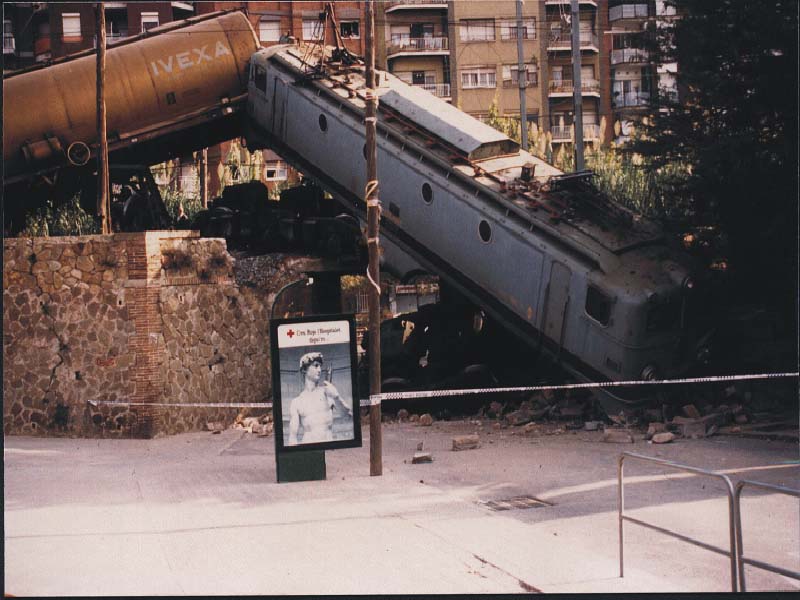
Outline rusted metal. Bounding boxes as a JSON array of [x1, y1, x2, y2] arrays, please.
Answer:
[[3, 11, 259, 182], [618, 452, 738, 592], [734, 479, 800, 591]]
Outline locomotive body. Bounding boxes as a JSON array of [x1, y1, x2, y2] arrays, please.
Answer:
[[3, 11, 259, 184], [245, 46, 713, 406]]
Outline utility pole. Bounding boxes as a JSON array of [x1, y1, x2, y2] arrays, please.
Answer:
[[570, 0, 585, 171], [515, 0, 528, 151], [96, 2, 110, 233], [365, 0, 382, 476]]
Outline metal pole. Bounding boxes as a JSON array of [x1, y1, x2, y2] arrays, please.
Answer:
[[515, 0, 528, 151], [96, 2, 110, 233], [618, 454, 624, 578], [200, 148, 208, 209], [365, 0, 382, 476], [569, 0, 584, 171]]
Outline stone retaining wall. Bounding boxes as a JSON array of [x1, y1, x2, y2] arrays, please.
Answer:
[[3, 232, 305, 438]]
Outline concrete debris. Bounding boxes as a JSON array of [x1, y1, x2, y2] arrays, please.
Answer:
[[492, 422, 502, 430], [584, 421, 600, 431], [419, 414, 434, 426], [557, 405, 584, 418], [643, 408, 663, 423], [487, 401, 504, 418], [652, 432, 676, 444], [682, 404, 702, 419], [505, 409, 534, 426], [411, 451, 433, 464], [678, 420, 706, 439], [397, 409, 410, 421], [416, 441, 424, 451], [645, 422, 667, 440], [452, 434, 480, 451], [523, 423, 538, 434], [603, 429, 634, 444], [409, 414, 420, 423], [206, 421, 225, 433]]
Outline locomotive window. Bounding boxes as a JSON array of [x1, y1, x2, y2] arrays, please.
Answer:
[[585, 285, 612, 326], [478, 220, 492, 243], [253, 65, 267, 92], [319, 114, 328, 132], [422, 182, 433, 204]]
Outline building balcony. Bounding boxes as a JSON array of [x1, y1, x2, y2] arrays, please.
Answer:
[[611, 47, 649, 65], [609, 3, 650, 22], [547, 31, 599, 52], [3, 35, 15, 54], [386, 1, 448, 12], [548, 79, 600, 97], [551, 123, 600, 142], [413, 82, 451, 99], [545, 0, 598, 7], [387, 35, 448, 57], [612, 91, 650, 108]]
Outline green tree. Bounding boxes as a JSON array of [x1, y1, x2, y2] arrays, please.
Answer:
[[630, 0, 798, 313]]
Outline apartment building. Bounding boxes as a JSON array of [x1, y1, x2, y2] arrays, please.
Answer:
[[445, 0, 542, 126], [375, 0, 451, 100]]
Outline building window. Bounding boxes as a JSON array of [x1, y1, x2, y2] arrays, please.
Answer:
[[3, 20, 14, 52], [264, 161, 288, 181], [259, 19, 281, 42], [502, 64, 538, 87], [500, 18, 535, 41], [62, 13, 81, 39], [459, 19, 495, 42], [460, 67, 496, 89], [302, 19, 323, 41], [340, 21, 359, 39], [141, 12, 159, 32]]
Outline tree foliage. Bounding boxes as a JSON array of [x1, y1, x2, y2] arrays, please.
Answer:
[[629, 0, 798, 310]]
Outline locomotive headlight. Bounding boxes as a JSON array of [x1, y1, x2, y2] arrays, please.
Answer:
[[640, 364, 660, 381]]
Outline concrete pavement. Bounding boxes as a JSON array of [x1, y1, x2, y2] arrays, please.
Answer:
[[4, 420, 799, 595]]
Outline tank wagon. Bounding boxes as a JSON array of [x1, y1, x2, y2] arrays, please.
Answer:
[[244, 45, 714, 408], [3, 10, 259, 185]]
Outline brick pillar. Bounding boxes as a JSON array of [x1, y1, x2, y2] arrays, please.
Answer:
[[123, 232, 166, 438]]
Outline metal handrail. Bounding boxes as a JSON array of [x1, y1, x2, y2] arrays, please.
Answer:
[[618, 452, 738, 592], [734, 479, 800, 592]]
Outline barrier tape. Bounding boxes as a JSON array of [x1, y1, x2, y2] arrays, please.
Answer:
[[87, 372, 797, 410]]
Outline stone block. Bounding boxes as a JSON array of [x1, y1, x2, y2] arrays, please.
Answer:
[[646, 422, 667, 440], [411, 452, 433, 464], [505, 409, 533, 426], [652, 432, 676, 444], [452, 434, 480, 451], [418, 414, 433, 426]]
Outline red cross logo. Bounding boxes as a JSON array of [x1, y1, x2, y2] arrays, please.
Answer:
[[286, 329, 295, 338]]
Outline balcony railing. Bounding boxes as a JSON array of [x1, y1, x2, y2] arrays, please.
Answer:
[[609, 3, 650, 21], [546, 0, 598, 6], [548, 78, 600, 95], [386, 0, 448, 10], [387, 35, 448, 55], [611, 47, 649, 65], [551, 123, 600, 141], [502, 75, 539, 88], [612, 91, 650, 107], [414, 82, 451, 98], [547, 31, 599, 50]]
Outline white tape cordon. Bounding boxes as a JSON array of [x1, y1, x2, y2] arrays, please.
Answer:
[[86, 372, 797, 410]]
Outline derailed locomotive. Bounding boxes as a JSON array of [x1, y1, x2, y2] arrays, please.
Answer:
[[244, 45, 715, 409]]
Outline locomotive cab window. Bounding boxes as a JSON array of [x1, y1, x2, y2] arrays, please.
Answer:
[[253, 64, 267, 92], [585, 285, 612, 326]]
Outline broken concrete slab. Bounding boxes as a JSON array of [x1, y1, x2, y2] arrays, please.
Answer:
[[452, 435, 480, 451], [411, 452, 433, 464], [505, 410, 533, 426], [645, 422, 667, 440], [206, 421, 225, 433], [652, 432, 676, 444], [682, 404, 702, 419], [679, 421, 706, 439]]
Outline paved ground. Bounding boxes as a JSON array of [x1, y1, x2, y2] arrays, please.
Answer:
[[4, 420, 799, 596]]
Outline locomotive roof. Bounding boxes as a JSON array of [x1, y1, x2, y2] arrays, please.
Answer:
[[258, 45, 674, 280]]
